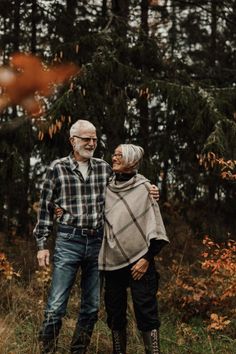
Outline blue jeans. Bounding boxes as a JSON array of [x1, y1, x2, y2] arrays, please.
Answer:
[[39, 225, 103, 342]]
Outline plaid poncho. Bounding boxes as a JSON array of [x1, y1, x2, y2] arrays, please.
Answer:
[[98, 174, 169, 271]]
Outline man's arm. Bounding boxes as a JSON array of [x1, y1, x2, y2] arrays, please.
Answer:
[[33, 166, 56, 266]]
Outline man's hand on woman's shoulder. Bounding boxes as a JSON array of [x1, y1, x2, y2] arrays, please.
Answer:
[[149, 184, 160, 201]]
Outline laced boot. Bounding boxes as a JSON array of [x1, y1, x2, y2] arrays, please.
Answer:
[[142, 328, 161, 354], [112, 329, 126, 354]]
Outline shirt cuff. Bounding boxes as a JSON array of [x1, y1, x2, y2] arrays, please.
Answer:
[[36, 236, 48, 250], [142, 250, 152, 262]]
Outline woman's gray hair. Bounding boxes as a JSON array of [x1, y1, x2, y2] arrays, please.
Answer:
[[70, 120, 96, 137], [119, 144, 144, 171]]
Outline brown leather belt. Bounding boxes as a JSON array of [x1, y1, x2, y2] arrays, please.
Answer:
[[58, 224, 103, 237]]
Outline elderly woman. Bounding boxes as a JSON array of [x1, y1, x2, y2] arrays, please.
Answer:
[[99, 144, 169, 354]]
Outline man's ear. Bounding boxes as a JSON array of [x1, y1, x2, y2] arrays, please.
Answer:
[[69, 136, 75, 147]]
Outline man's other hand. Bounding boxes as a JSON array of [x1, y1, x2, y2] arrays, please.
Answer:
[[55, 207, 63, 218], [37, 249, 50, 267], [149, 184, 160, 201]]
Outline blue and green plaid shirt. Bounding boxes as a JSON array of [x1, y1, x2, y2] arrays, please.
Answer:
[[33, 153, 112, 250]]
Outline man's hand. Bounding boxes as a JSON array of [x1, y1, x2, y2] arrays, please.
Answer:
[[149, 184, 160, 201], [55, 207, 63, 218], [131, 258, 149, 280], [37, 249, 50, 267]]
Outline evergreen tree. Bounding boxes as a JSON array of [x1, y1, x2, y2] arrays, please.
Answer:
[[0, 0, 236, 238]]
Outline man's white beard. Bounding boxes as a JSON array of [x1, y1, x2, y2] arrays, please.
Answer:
[[74, 142, 95, 159]]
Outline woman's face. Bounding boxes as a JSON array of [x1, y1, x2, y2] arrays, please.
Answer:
[[112, 147, 127, 173]]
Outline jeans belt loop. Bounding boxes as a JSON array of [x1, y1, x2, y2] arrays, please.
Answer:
[[72, 226, 76, 237]]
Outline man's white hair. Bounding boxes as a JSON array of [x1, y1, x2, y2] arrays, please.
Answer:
[[119, 144, 144, 171], [70, 120, 96, 137]]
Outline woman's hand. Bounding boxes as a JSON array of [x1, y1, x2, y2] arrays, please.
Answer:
[[131, 258, 149, 280]]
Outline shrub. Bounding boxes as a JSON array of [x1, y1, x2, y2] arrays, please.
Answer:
[[160, 235, 236, 334], [0, 252, 20, 280]]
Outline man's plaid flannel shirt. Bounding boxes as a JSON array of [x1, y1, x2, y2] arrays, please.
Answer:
[[33, 153, 112, 250]]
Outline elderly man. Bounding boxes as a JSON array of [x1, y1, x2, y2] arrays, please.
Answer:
[[34, 119, 158, 354]]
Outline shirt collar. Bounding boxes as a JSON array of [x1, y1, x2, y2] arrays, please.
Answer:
[[69, 153, 94, 171]]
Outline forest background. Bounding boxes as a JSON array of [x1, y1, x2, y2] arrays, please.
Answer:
[[0, 0, 236, 353]]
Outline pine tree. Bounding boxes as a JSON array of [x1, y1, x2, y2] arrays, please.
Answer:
[[0, 0, 236, 238]]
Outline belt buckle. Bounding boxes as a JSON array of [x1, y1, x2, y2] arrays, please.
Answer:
[[81, 228, 88, 236]]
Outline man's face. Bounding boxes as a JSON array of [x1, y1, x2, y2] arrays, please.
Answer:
[[71, 127, 97, 161]]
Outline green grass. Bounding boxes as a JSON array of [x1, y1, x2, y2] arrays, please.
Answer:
[[1, 280, 235, 354], [1, 237, 236, 354], [1, 313, 236, 353]]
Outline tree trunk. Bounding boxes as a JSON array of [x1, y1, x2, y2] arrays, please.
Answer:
[[141, 0, 149, 36], [161, 160, 169, 202], [18, 121, 33, 237], [31, 0, 37, 53], [170, 0, 177, 58], [102, 0, 108, 18], [137, 95, 150, 158], [210, 0, 217, 67], [111, 0, 130, 36], [65, 0, 77, 41], [13, 0, 21, 51], [138, 0, 150, 158]]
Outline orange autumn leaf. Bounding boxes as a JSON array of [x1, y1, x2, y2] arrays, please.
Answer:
[[197, 153, 236, 181], [0, 253, 7, 261], [207, 313, 231, 331], [0, 52, 79, 116]]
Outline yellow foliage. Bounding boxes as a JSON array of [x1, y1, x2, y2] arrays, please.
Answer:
[[176, 322, 199, 345], [0, 252, 20, 280], [35, 267, 52, 285]]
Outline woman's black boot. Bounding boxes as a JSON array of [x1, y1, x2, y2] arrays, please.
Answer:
[[142, 329, 161, 354], [112, 329, 126, 354]]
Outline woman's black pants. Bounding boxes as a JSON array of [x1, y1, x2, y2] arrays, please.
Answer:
[[104, 261, 160, 332]]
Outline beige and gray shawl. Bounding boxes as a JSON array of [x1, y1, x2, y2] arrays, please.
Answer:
[[98, 174, 169, 271]]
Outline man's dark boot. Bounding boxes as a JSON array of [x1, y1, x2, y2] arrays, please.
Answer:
[[39, 321, 61, 354], [39, 338, 58, 354], [70, 327, 93, 354], [142, 329, 161, 354], [112, 329, 126, 354]]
